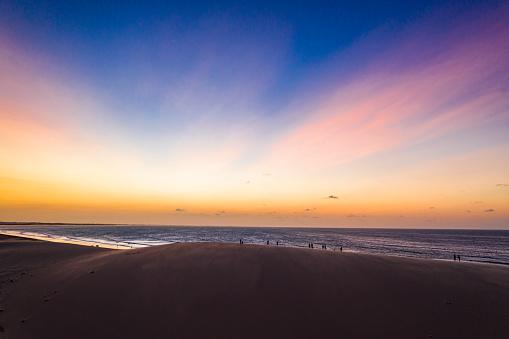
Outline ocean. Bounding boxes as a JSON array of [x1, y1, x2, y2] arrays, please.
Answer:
[[1, 225, 508, 265]]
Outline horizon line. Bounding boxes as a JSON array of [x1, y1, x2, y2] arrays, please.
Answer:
[[1, 221, 508, 231]]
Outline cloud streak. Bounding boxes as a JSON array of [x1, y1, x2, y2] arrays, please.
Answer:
[[263, 4, 509, 170]]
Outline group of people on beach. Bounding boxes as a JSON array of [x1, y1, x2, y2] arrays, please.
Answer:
[[238, 239, 463, 262], [238, 239, 343, 252], [238, 239, 460, 261], [308, 242, 326, 249], [308, 243, 342, 252]]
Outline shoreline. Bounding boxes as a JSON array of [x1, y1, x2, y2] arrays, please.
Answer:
[[0, 230, 133, 250]]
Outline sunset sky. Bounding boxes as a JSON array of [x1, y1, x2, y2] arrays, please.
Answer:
[[1, 0, 508, 228]]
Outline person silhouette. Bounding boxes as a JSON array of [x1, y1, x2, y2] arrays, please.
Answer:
[[458, 255, 461, 262], [266, 240, 269, 245], [340, 246, 343, 253]]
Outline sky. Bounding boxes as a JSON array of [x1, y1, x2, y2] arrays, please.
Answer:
[[0, 0, 508, 228]]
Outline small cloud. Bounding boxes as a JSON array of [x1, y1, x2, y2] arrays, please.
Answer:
[[466, 210, 471, 213], [496, 184, 509, 187], [175, 208, 185, 212], [327, 195, 338, 199], [429, 206, 435, 210], [346, 214, 367, 218], [484, 209, 495, 213], [245, 180, 251, 184]]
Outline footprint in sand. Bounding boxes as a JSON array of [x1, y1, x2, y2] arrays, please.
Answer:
[[42, 290, 59, 302]]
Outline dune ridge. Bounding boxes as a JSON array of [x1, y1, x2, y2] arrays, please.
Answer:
[[1, 235, 508, 338]]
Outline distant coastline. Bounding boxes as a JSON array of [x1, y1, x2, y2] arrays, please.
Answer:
[[0, 221, 123, 226], [1, 221, 508, 231]]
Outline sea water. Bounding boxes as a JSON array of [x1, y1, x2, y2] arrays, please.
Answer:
[[1, 225, 508, 265]]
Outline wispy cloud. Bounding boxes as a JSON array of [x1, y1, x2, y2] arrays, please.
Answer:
[[263, 4, 509, 170]]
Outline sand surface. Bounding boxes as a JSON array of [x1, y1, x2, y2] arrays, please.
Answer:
[[1, 235, 508, 338]]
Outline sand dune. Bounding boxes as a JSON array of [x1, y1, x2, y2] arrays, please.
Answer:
[[1, 235, 508, 338]]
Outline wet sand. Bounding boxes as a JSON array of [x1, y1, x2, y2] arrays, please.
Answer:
[[1, 234, 508, 338], [0, 230, 132, 249]]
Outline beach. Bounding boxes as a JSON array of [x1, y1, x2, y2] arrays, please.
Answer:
[[1, 234, 509, 338]]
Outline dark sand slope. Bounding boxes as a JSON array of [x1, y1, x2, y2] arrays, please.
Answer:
[[0, 235, 110, 337], [0, 234, 108, 301], [1, 236, 509, 338]]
